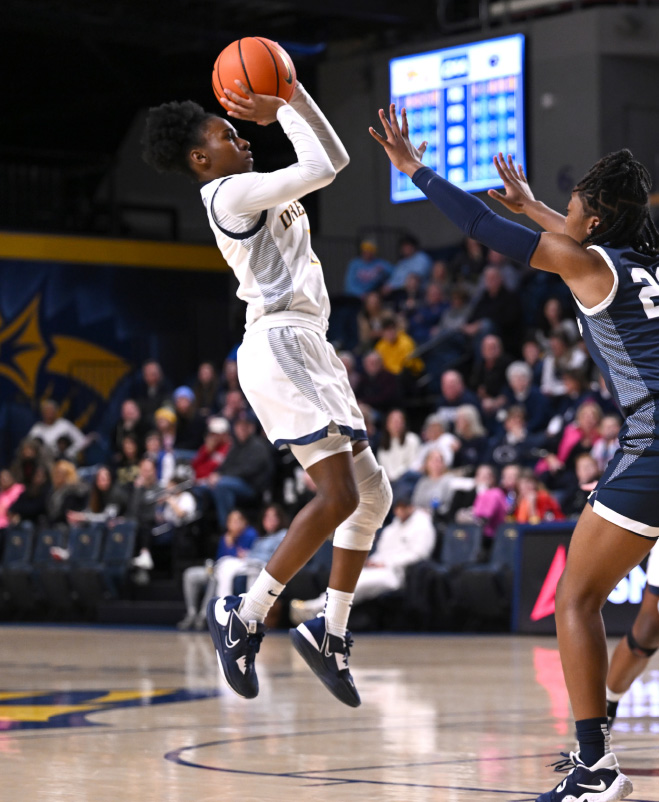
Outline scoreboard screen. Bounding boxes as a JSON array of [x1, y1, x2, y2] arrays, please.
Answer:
[[389, 33, 526, 203]]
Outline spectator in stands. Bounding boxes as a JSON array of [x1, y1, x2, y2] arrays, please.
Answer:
[[216, 358, 242, 412], [67, 465, 129, 525], [206, 410, 275, 530], [152, 468, 198, 544], [429, 258, 451, 295], [289, 489, 435, 625], [462, 265, 524, 356], [483, 248, 524, 292], [11, 439, 51, 488], [208, 503, 289, 625], [357, 290, 389, 354], [591, 414, 621, 473], [514, 469, 565, 524], [549, 369, 593, 433], [337, 351, 361, 393], [537, 296, 580, 350], [172, 386, 206, 453], [454, 464, 508, 550], [133, 360, 172, 426], [504, 361, 552, 433], [453, 404, 489, 470], [374, 314, 424, 377], [539, 400, 603, 485], [358, 402, 381, 454], [521, 337, 544, 386], [193, 361, 221, 419], [435, 370, 480, 430], [500, 463, 522, 516], [394, 272, 424, 315], [177, 508, 259, 631], [343, 239, 392, 298], [115, 434, 141, 487], [540, 330, 588, 398], [45, 460, 88, 526], [469, 334, 512, 421], [405, 281, 449, 345], [412, 412, 460, 471], [144, 429, 175, 487], [355, 351, 402, 413], [449, 236, 487, 285], [28, 400, 88, 461], [411, 449, 454, 515], [563, 453, 601, 518], [110, 399, 147, 461], [129, 457, 163, 572], [153, 406, 176, 452], [221, 389, 248, 424], [0, 469, 24, 532], [488, 405, 545, 469], [8, 464, 51, 527], [382, 234, 433, 297], [377, 409, 421, 486], [191, 417, 232, 481]]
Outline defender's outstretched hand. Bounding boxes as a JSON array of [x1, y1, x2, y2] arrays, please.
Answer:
[[369, 104, 427, 177], [487, 153, 535, 213], [220, 80, 286, 126]]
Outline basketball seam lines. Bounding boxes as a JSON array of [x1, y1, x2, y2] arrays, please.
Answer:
[[255, 37, 279, 97], [237, 39, 254, 93]]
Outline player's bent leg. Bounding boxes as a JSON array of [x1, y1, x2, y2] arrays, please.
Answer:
[[290, 446, 392, 708], [606, 583, 659, 726]]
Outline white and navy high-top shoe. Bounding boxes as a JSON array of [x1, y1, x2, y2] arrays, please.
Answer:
[[289, 614, 360, 708], [206, 595, 265, 699], [536, 751, 632, 802]]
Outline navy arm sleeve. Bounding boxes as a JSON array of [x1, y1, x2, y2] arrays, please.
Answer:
[[412, 166, 541, 266]]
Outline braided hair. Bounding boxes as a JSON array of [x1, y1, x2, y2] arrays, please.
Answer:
[[141, 100, 214, 179], [574, 148, 659, 255]]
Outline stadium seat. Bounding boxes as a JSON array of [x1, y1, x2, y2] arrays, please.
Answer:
[[406, 522, 483, 631], [451, 523, 520, 631], [3, 526, 62, 616], [39, 524, 105, 617]]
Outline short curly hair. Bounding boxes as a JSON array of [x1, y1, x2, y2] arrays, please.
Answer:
[[141, 100, 214, 179]]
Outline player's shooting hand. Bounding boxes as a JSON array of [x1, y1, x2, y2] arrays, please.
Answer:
[[220, 81, 286, 126], [369, 104, 427, 178], [487, 153, 535, 213]]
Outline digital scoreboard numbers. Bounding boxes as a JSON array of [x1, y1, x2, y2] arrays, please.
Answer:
[[389, 34, 525, 202]]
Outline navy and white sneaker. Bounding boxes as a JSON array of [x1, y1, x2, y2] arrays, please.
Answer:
[[537, 751, 632, 802], [206, 595, 265, 699], [289, 615, 361, 708]]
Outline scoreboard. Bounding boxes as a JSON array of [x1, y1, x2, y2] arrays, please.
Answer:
[[389, 34, 526, 203]]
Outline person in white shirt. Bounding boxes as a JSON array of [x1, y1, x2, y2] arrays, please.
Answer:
[[142, 79, 392, 706], [411, 413, 460, 471], [28, 400, 89, 460], [290, 491, 435, 624]]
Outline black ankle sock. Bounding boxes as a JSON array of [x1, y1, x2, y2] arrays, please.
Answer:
[[606, 699, 619, 722], [575, 716, 609, 767]]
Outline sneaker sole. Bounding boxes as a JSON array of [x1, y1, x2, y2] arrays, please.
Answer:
[[597, 774, 633, 802], [206, 598, 258, 700], [289, 627, 361, 708]]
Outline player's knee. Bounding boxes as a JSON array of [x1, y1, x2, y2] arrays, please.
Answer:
[[333, 467, 392, 552]]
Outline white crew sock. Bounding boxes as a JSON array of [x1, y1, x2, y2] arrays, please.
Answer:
[[324, 588, 354, 638], [606, 687, 625, 702], [239, 570, 286, 624]]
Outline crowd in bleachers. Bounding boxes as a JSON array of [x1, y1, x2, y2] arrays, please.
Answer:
[[0, 232, 624, 627]]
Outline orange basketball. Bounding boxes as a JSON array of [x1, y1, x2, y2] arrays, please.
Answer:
[[212, 37, 296, 106]]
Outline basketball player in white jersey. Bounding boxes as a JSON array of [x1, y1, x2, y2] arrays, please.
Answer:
[[142, 81, 392, 707]]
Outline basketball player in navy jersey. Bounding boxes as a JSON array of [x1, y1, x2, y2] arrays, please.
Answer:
[[141, 83, 392, 708], [371, 104, 659, 802]]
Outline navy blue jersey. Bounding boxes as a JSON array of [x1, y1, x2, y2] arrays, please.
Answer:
[[575, 245, 659, 419]]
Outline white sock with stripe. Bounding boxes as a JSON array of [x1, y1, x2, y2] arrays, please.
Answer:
[[239, 570, 285, 624], [324, 588, 354, 638]]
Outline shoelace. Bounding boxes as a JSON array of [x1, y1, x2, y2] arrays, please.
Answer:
[[338, 632, 354, 670], [548, 751, 580, 774], [244, 631, 265, 666]]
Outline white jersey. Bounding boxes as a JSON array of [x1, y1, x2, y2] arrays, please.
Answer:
[[200, 84, 349, 337]]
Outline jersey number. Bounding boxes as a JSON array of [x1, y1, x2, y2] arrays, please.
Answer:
[[631, 267, 659, 319]]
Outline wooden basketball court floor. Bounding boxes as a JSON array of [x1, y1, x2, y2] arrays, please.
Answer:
[[1, 626, 657, 801]]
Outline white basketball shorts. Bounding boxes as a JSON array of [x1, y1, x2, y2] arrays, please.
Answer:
[[237, 325, 367, 469]]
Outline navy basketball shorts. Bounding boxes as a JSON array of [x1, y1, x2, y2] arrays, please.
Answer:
[[589, 446, 659, 541]]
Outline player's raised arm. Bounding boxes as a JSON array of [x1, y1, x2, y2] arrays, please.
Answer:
[[369, 104, 610, 306], [288, 82, 350, 173], [488, 153, 566, 234]]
